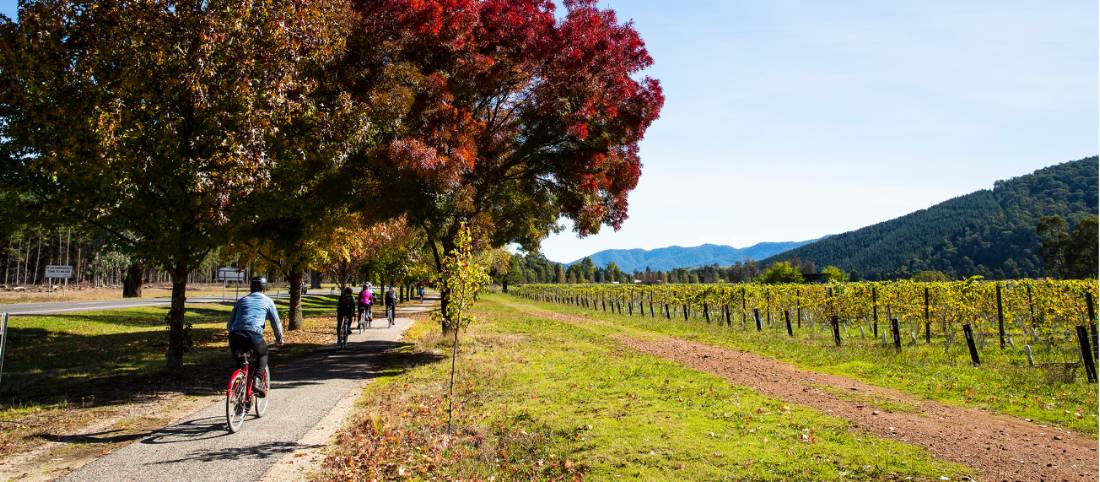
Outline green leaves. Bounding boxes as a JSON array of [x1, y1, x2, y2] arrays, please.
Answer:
[[435, 224, 492, 331]]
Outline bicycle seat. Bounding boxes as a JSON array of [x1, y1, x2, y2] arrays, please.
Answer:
[[234, 349, 256, 362]]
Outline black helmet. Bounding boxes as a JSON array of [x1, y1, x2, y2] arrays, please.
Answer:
[[250, 277, 267, 292], [343, 287, 353, 295]]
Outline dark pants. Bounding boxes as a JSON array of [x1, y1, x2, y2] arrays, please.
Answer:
[[357, 303, 371, 320], [228, 331, 268, 390], [337, 313, 353, 340]]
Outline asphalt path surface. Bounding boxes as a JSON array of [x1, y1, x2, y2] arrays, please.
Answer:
[[63, 305, 430, 482], [0, 292, 329, 315]]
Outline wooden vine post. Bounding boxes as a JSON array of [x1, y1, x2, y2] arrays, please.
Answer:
[[830, 315, 841, 346], [963, 323, 980, 367], [1087, 292, 1098, 361], [996, 284, 1006, 350], [923, 287, 931, 343], [871, 286, 878, 337], [796, 289, 802, 328]]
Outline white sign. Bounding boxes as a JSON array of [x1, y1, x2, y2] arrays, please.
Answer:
[[45, 265, 73, 279], [218, 267, 246, 282]]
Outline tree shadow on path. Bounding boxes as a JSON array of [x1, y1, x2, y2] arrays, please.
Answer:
[[152, 441, 323, 465], [37, 340, 444, 450]]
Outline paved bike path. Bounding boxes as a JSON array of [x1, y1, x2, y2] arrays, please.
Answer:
[[63, 308, 427, 482]]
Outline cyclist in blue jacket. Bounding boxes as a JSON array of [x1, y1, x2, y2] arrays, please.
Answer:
[[227, 277, 284, 397]]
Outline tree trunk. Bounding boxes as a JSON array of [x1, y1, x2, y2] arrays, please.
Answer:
[[123, 260, 144, 298], [287, 270, 304, 330], [440, 285, 454, 337], [309, 269, 322, 289], [166, 262, 190, 371], [33, 236, 42, 286]]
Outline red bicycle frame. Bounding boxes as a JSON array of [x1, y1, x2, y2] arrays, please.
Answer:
[[227, 358, 252, 399]]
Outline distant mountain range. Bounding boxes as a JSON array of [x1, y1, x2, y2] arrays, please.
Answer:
[[764, 157, 1098, 279], [557, 157, 1097, 280], [566, 241, 815, 273]]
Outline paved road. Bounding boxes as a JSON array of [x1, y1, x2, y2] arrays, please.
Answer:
[[63, 304, 433, 482], [0, 292, 330, 315]]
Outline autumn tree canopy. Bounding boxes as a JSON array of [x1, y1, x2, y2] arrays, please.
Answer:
[[348, 0, 662, 246], [344, 0, 663, 327], [0, 0, 352, 369]]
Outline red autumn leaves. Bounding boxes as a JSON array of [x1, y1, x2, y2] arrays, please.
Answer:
[[355, 0, 663, 235]]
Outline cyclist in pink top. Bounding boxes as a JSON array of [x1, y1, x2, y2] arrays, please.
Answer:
[[357, 283, 374, 322]]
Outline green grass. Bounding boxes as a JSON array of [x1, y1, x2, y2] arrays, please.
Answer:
[[505, 293, 1099, 436], [322, 296, 968, 481], [1, 295, 339, 413]]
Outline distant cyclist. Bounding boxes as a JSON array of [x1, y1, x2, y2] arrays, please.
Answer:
[[337, 287, 356, 344], [384, 286, 398, 325], [227, 277, 283, 398], [358, 283, 374, 323]]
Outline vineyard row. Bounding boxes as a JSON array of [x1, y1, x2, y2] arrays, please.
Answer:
[[510, 280, 1100, 384]]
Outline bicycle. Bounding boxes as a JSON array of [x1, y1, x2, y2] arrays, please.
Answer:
[[387, 303, 396, 327], [225, 350, 270, 433], [357, 304, 373, 333]]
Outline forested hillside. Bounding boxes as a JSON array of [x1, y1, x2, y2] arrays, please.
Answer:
[[766, 157, 1099, 280]]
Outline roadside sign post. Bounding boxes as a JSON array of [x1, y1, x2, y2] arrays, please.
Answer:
[[218, 268, 246, 301], [44, 265, 73, 294], [0, 313, 8, 388]]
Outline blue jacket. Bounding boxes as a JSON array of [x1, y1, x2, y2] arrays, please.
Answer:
[[227, 292, 284, 342]]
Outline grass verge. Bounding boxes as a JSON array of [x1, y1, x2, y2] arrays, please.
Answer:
[[317, 296, 968, 481], [0, 295, 340, 458], [506, 294, 1099, 436]]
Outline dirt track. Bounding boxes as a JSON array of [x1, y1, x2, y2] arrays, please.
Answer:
[[505, 300, 1100, 482]]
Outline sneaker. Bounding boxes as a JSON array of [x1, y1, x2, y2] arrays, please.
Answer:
[[253, 378, 267, 398]]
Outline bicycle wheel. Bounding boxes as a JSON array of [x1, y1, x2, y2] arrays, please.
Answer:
[[225, 371, 248, 433], [254, 366, 270, 417]]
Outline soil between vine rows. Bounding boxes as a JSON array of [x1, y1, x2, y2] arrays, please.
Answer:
[[503, 300, 1099, 482]]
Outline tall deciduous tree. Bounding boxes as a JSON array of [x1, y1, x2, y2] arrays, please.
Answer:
[[0, 0, 350, 369], [346, 0, 663, 331]]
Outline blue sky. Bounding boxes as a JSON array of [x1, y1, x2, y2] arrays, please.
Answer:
[[4, 1, 1096, 264]]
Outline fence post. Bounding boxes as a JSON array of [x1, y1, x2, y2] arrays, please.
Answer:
[[831, 315, 841, 346], [0, 313, 8, 388], [796, 289, 802, 328], [765, 290, 771, 326], [996, 284, 1005, 350], [741, 288, 747, 326], [1086, 292, 1098, 361], [924, 287, 932, 343], [1027, 285, 1036, 338], [1076, 326, 1097, 383], [785, 310, 793, 337], [703, 303, 710, 323], [963, 323, 980, 367], [871, 287, 878, 337], [890, 318, 901, 350], [754, 308, 762, 331]]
